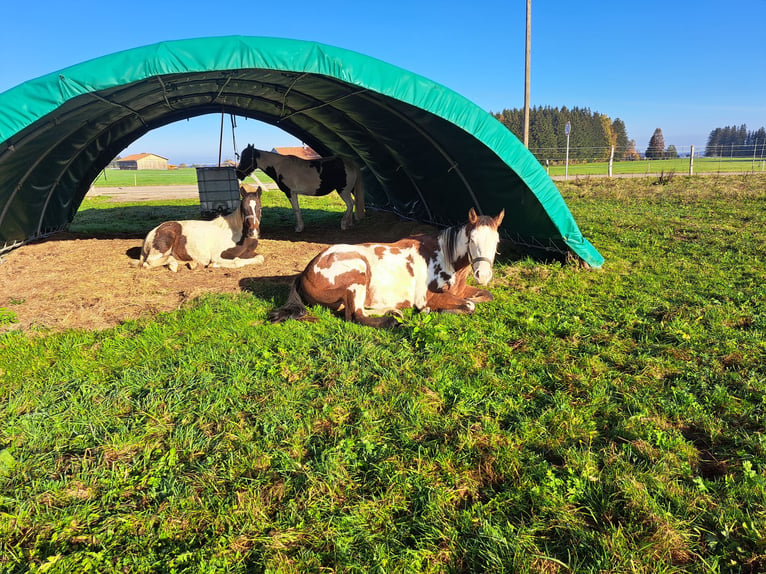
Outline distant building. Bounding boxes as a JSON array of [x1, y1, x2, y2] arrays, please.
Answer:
[[116, 153, 169, 170], [272, 146, 321, 160]]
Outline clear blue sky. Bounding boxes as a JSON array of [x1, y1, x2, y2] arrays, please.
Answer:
[[2, 0, 764, 165]]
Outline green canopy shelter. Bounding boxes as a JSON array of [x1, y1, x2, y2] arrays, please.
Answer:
[[0, 36, 603, 267]]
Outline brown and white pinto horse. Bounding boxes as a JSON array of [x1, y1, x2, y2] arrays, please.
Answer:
[[269, 208, 505, 328], [139, 185, 264, 272], [235, 144, 364, 233]]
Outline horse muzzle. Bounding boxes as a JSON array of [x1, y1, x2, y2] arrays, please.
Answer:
[[243, 214, 259, 237], [471, 257, 494, 285]]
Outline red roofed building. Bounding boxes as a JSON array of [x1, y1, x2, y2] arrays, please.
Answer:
[[272, 146, 321, 160], [116, 153, 168, 170]]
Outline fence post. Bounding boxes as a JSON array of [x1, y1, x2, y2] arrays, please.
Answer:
[[608, 145, 614, 177], [689, 145, 694, 176]]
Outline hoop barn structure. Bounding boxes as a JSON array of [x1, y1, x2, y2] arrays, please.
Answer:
[[0, 36, 602, 267]]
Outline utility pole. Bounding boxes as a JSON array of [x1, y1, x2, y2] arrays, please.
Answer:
[[523, 0, 531, 148]]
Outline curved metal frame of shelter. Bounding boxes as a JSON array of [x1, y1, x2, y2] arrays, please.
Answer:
[[0, 36, 603, 267]]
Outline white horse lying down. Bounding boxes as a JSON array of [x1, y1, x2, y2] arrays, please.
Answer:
[[139, 185, 264, 272]]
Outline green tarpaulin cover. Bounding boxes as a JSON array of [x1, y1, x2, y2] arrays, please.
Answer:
[[0, 35, 603, 267]]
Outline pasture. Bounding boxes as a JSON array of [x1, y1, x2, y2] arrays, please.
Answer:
[[1, 175, 765, 573]]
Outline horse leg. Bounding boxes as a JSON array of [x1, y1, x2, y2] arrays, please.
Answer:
[[211, 255, 265, 268], [141, 249, 176, 271], [165, 256, 180, 273], [352, 169, 365, 222], [462, 286, 493, 302], [448, 270, 493, 302], [422, 292, 476, 315], [338, 189, 355, 231], [288, 193, 305, 233], [350, 306, 401, 328], [336, 283, 399, 328]]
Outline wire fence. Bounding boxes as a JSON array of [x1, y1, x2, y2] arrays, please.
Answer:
[[529, 144, 766, 178]]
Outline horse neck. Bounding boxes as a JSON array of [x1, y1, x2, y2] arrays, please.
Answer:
[[254, 148, 282, 170], [221, 208, 244, 232], [436, 225, 469, 273]]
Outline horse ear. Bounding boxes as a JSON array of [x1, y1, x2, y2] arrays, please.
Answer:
[[494, 209, 505, 228], [468, 207, 479, 223]]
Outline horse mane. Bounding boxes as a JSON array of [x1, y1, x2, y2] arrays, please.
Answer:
[[236, 145, 258, 178], [438, 223, 467, 268]]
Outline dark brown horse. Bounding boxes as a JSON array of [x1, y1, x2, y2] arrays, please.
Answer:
[[236, 144, 364, 232], [269, 208, 504, 327]]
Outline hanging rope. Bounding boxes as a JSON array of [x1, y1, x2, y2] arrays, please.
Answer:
[[218, 109, 224, 167], [230, 114, 239, 160]]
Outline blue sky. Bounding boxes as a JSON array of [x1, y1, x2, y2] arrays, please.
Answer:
[[1, 0, 764, 165]]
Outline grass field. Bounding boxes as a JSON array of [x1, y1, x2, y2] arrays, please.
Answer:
[[91, 159, 766, 188], [547, 156, 766, 177], [91, 168, 274, 188], [1, 174, 766, 573]]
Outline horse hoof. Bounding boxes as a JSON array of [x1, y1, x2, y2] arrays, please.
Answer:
[[380, 315, 401, 328]]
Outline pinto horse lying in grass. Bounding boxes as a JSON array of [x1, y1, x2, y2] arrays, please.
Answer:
[[235, 144, 364, 233], [139, 185, 264, 272], [269, 208, 505, 327]]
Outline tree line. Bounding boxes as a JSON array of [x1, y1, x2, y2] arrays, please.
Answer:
[[494, 106, 638, 162], [496, 107, 766, 161], [705, 125, 766, 157]]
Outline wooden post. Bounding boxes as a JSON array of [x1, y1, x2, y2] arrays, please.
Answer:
[[608, 145, 614, 177], [522, 0, 531, 148], [689, 145, 695, 176]]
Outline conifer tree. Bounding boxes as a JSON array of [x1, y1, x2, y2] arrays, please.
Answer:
[[612, 119, 630, 157], [645, 128, 665, 159]]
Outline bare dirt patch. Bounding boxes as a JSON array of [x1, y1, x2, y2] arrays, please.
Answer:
[[0, 192, 435, 334]]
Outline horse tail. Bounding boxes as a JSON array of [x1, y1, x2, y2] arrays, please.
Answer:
[[352, 163, 365, 221], [268, 276, 316, 323]]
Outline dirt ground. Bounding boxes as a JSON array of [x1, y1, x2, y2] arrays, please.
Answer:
[[0, 187, 435, 334]]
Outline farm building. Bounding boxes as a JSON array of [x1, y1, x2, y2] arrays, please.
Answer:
[[272, 146, 321, 160], [116, 153, 168, 170]]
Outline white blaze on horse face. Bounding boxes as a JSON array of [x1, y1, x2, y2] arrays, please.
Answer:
[[470, 225, 500, 285], [244, 196, 260, 236]]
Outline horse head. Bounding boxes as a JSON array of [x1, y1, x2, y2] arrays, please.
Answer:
[[236, 144, 259, 180], [466, 208, 504, 284], [239, 184, 263, 238]]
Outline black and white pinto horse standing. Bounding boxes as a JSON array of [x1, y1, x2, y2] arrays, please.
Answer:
[[235, 144, 364, 233], [269, 208, 505, 328], [138, 185, 264, 272]]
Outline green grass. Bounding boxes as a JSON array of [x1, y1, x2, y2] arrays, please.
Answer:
[[90, 159, 766, 189], [547, 156, 766, 177], [91, 168, 274, 188], [2, 174, 766, 573]]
